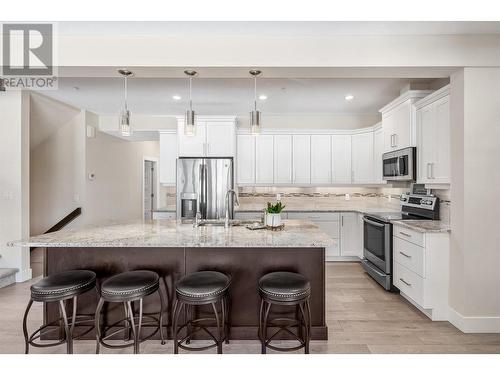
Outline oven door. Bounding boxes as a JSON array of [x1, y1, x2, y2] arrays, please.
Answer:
[[363, 216, 392, 273]]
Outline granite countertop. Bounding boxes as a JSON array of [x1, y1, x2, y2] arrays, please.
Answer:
[[11, 219, 333, 248], [392, 220, 450, 233]]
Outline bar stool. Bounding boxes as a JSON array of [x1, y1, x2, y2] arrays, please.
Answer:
[[258, 271, 311, 354], [95, 270, 165, 354], [172, 271, 230, 354], [22, 270, 97, 354]]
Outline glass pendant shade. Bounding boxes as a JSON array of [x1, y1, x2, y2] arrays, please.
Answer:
[[119, 109, 132, 137], [185, 109, 196, 136], [250, 109, 261, 135]]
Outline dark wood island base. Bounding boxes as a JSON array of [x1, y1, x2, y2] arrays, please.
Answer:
[[43, 246, 327, 341]]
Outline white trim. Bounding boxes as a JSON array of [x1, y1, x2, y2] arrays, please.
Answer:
[[448, 307, 500, 333], [414, 85, 451, 109], [379, 90, 434, 114], [157, 129, 176, 135], [142, 157, 160, 218], [15, 268, 32, 283], [237, 125, 380, 136]]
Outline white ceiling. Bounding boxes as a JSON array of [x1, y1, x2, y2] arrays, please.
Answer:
[[57, 21, 500, 37], [41, 77, 431, 116]]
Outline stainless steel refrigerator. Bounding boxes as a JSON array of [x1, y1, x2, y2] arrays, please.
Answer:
[[176, 157, 234, 220]]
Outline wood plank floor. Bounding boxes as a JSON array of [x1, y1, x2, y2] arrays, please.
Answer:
[[1, 262, 499, 354]]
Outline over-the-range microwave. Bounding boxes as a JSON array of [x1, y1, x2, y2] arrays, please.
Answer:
[[382, 147, 416, 181]]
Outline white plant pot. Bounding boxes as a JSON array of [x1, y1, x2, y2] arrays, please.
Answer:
[[266, 213, 282, 227]]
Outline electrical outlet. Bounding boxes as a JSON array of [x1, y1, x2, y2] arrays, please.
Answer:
[[345, 193, 350, 201]]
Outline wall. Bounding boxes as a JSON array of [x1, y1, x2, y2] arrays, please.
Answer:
[[449, 67, 500, 331], [30, 96, 86, 235], [237, 113, 381, 130], [0, 91, 31, 281], [85, 118, 160, 225]]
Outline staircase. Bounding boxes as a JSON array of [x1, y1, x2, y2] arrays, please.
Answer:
[[0, 268, 18, 288]]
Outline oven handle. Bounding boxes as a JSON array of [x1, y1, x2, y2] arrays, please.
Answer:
[[362, 217, 386, 227]]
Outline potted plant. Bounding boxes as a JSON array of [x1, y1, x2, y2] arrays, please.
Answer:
[[265, 201, 285, 227]]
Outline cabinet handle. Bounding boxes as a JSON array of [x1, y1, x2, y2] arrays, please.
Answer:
[[426, 163, 431, 179], [399, 278, 412, 287], [341, 216, 344, 226], [393, 134, 397, 148], [430, 162, 434, 179], [390, 134, 394, 147], [399, 251, 412, 259], [399, 231, 412, 238]]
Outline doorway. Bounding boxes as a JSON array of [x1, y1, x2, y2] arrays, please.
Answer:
[[143, 159, 158, 220]]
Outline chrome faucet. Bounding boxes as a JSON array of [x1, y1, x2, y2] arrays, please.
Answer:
[[193, 211, 201, 228], [225, 189, 240, 228]]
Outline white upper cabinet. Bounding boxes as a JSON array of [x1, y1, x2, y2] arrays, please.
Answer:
[[177, 120, 206, 157], [177, 118, 236, 157], [415, 86, 451, 185], [380, 90, 433, 153], [274, 135, 293, 184], [351, 131, 374, 183], [205, 121, 236, 157], [255, 135, 274, 184], [311, 135, 332, 184], [373, 125, 385, 184], [159, 132, 177, 185], [236, 135, 255, 184], [331, 135, 352, 183], [292, 135, 311, 184]]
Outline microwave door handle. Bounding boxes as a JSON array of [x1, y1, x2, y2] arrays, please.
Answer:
[[362, 217, 386, 228]]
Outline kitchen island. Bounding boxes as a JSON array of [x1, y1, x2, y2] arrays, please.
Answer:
[[15, 219, 332, 340]]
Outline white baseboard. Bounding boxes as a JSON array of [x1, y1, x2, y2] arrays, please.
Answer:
[[449, 307, 500, 333], [15, 268, 32, 283]]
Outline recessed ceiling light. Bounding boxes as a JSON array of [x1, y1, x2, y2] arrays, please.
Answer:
[[345, 94, 354, 101], [172, 95, 182, 101], [259, 94, 267, 101]]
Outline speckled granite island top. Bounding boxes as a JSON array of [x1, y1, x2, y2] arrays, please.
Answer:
[[13, 219, 334, 248]]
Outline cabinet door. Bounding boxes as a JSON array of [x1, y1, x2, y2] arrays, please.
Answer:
[[236, 135, 255, 184], [177, 121, 206, 156], [340, 212, 362, 258], [292, 135, 311, 184], [351, 132, 374, 183], [382, 111, 395, 153], [373, 127, 385, 184], [432, 95, 450, 183], [206, 121, 236, 157], [393, 100, 412, 150], [255, 135, 274, 184], [416, 104, 435, 183], [315, 221, 341, 258], [274, 135, 293, 184], [311, 135, 331, 184], [331, 135, 352, 183], [159, 133, 177, 185]]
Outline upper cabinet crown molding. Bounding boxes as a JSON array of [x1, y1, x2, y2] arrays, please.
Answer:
[[413, 85, 450, 110], [379, 90, 434, 114], [237, 125, 380, 136]]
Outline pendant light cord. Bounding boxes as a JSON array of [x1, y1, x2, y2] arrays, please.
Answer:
[[124, 75, 128, 111], [189, 76, 193, 111], [254, 75, 257, 111]]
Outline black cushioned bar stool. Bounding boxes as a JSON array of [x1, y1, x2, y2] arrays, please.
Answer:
[[172, 271, 230, 354], [258, 271, 311, 354], [95, 270, 165, 354], [22, 270, 97, 354]]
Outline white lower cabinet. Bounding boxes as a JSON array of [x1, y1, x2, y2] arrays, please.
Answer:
[[340, 212, 363, 258], [392, 224, 450, 321]]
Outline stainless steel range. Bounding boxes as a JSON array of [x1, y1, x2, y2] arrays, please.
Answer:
[[361, 184, 440, 291]]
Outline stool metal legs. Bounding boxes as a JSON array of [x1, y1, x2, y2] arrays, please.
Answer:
[[23, 295, 91, 354], [95, 288, 165, 354], [259, 298, 311, 354], [172, 295, 229, 354]]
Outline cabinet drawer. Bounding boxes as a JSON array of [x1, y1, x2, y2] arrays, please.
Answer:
[[393, 262, 424, 306], [287, 212, 340, 222], [393, 236, 425, 277], [393, 225, 424, 247]]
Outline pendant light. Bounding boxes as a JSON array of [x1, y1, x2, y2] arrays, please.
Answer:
[[184, 70, 198, 136], [118, 69, 133, 137], [249, 70, 262, 135]]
